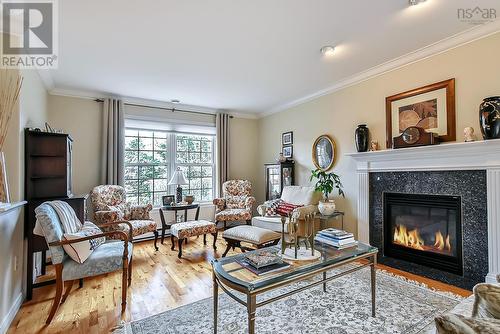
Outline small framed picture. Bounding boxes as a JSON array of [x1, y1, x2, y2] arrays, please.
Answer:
[[282, 131, 293, 146], [282, 145, 293, 159], [162, 195, 175, 206]]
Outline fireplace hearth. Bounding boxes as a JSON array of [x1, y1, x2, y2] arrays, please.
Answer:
[[383, 193, 463, 275]]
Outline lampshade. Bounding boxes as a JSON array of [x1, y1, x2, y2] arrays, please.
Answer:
[[168, 167, 188, 185]]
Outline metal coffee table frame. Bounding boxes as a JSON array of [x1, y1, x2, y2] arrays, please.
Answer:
[[212, 246, 378, 334]]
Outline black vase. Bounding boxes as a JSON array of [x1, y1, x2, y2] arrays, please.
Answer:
[[355, 124, 369, 152], [479, 96, 500, 140]]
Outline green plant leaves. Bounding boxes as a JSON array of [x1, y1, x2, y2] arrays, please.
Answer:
[[310, 168, 345, 198]]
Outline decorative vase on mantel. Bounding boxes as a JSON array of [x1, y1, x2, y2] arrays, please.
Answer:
[[479, 96, 500, 140], [355, 124, 369, 152]]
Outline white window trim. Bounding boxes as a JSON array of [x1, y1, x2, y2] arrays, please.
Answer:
[[124, 127, 216, 208]]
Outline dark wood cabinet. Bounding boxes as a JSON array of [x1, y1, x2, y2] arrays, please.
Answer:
[[25, 130, 73, 199], [24, 129, 85, 300], [264, 161, 294, 200]]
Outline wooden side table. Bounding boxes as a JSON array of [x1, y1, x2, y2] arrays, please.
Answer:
[[316, 211, 345, 231], [158, 203, 200, 244]]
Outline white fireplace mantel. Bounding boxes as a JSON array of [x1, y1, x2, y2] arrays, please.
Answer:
[[346, 139, 500, 283]]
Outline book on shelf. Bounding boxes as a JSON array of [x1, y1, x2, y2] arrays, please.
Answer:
[[236, 259, 291, 276], [314, 236, 358, 249]]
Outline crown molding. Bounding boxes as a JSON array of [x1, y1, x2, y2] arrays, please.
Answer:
[[259, 20, 500, 119], [227, 111, 258, 119], [49, 87, 258, 119], [49, 87, 107, 100], [49, 87, 259, 118]]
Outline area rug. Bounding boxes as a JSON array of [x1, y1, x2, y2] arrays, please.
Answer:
[[114, 267, 465, 334]]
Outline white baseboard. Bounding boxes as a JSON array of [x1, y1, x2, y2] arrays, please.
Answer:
[[0, 292, 23, 334]]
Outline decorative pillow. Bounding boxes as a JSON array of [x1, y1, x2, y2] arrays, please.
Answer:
[[265, 199, 284, 216], [94, 210, 119, 225], [130, 204, 152, 220], [472, 283, 500, 319], [63, 222, 106, 264], [226, 196, 247, 209], [275, 201, 303, 217]]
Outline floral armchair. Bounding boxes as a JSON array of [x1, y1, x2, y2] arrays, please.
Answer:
[[213, 180, 256, 229], [90, 185, 158, 250]]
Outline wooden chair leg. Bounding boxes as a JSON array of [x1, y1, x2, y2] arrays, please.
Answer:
[[153, 230, 159, 251], [128, 254, 133, 287], [78, 278, 83, 288], [161, 227, 166, 244], [171, 235, 175, 250], [46, 264, 63, 324], [61, 279, 74, 304], [222, 238, 233, 257], [122, 258, 128, 313], [203, 234, 207, 245], [212, 232, 218, 251], [178, 238, 184, 258]]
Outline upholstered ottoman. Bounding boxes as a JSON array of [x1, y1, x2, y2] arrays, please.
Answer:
[[170, 220, 218, 258], [222, 225, 281, 257]]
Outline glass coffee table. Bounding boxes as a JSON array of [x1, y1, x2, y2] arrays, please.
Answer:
[[211, 241, 378, 334]]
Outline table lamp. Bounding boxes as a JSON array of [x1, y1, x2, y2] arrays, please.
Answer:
[[168, 167, 188, 203]]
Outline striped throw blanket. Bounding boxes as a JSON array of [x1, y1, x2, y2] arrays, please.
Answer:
[[33, 200, 83, 236]]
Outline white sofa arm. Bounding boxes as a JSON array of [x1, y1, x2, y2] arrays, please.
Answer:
[[292, 204, 318, 220]]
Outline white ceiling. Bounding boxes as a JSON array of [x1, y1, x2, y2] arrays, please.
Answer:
[[49, 0, 500, 115]]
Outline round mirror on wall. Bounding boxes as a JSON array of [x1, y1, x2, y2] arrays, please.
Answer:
[[312, 135, 336, 171]]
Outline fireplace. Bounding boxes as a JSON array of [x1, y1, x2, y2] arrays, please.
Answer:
[[383, 192, 463, 275]]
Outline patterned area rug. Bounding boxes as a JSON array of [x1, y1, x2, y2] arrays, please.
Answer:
[[114, 267, 464, 334]]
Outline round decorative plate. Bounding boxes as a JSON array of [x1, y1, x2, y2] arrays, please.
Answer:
[[281, 248, 322, 261]]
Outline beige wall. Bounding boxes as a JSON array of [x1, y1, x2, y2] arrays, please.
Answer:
[[228, 117, 259, 192], [47, 95, 102, 195], [1, 67, 48, 331], [257, 32, 500, 236]]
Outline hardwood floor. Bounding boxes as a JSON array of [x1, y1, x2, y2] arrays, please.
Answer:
[[8, 236, 471, 334]]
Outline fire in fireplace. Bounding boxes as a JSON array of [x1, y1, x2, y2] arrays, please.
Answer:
[[383, 192, 463, 275]]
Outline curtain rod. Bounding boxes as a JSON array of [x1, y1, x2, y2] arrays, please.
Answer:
[[94, 99, 233, 118]]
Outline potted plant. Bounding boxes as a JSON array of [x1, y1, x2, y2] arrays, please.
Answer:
[[310, 168, 345, 215]]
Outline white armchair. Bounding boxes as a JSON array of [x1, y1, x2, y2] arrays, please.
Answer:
[[253, 186, 322, 233]]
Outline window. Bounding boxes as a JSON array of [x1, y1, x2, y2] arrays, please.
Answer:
[[124, 129, 216, 206]]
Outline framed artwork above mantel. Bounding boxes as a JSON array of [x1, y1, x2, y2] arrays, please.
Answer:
[[385, 78, 456, 148]]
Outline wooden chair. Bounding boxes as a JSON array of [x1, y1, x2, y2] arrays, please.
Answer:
[[34, 202, 134, 324]]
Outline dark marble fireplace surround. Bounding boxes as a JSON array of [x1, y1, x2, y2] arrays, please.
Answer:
[[369, 170, 488, 290]]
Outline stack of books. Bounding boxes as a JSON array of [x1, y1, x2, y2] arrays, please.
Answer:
[[314, 228, 357, 249], [236, 249, 290, 275]]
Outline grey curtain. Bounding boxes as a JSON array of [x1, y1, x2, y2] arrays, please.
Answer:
[[216, 113, 230, 196], [101, 98, 125, 185]]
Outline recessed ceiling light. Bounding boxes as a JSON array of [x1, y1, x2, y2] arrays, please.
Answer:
[[171, 99, 180, 104], [408, 0, 426, 6], [320, 45, 336, 57]]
